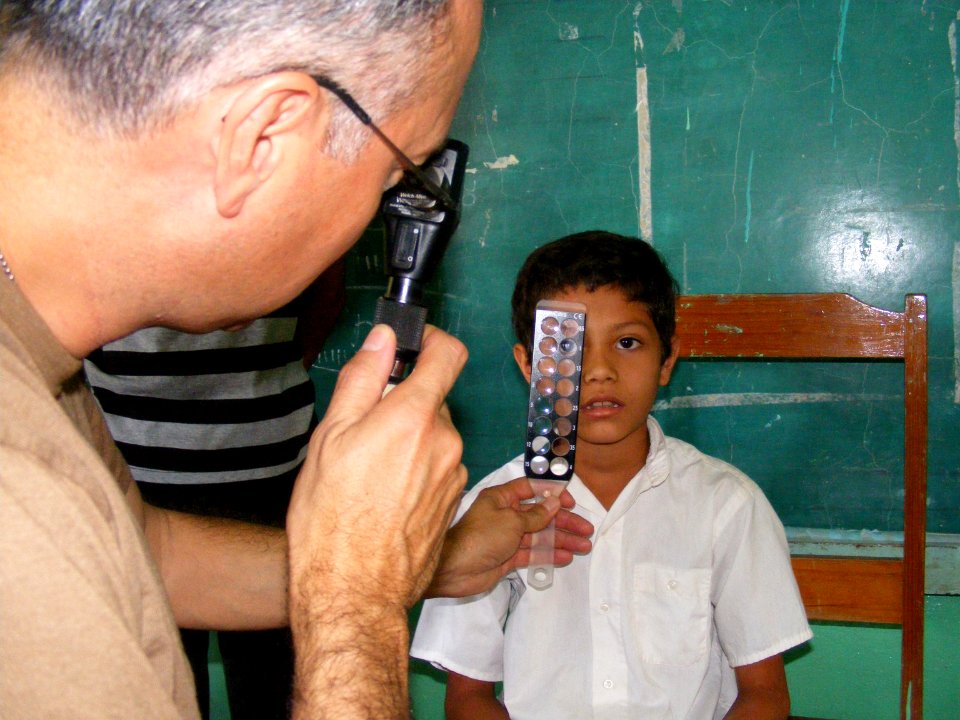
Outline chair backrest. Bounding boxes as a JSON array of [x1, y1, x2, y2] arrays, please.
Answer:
[[673, 293, 927, 720]]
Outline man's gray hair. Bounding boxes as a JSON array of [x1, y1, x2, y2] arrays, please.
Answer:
[[0, 1, 451, 156]]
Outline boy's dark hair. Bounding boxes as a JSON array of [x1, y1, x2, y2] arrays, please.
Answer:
[[511, 231, 679, 362]]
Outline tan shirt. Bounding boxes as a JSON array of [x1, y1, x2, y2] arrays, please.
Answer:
[[0, 278, 198, 719]]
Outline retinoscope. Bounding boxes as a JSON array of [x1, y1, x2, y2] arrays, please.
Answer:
[[374, 139, 469, 384]]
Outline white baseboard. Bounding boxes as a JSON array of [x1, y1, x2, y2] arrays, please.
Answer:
[[785, 527, 960, 595]]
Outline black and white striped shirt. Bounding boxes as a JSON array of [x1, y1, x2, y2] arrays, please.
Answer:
[[85, 303, 315, 486]]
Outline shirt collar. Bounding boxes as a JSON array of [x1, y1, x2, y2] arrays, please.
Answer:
[[568, 416, 672, 530], [0, 275, 82, 397]]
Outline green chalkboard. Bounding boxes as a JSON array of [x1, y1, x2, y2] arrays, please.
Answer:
[[311, 0, 960, 534]]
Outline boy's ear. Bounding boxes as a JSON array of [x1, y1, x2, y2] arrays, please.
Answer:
[[659, 336, 680, 386], [512, 343, 533, 384], [212, 72, 330, 218]]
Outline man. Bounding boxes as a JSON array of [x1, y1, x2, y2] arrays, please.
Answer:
[[0, 2, 592, 719], [83, 262, 346, 720]]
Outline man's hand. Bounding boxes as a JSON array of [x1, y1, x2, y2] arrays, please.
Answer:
[[286, 324, 468, 719], [426, 477, 594, 599], [287, 323, 468, 608]]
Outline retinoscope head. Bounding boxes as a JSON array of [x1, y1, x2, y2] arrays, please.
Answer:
[[374, 139, 469, 383]]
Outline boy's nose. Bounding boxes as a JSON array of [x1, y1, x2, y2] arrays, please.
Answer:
[[581, 340, 615, 383]]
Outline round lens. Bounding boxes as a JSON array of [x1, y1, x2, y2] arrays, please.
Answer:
[[533, 396, 553, 416], [530, 456, 549, 474], [539, 337, 558, 355], [535, 377, 556, 396], [537, 357, 557, 376], [561, 318, 580, 337], [540, 316, 560, 335], [554, 398, 573, 417], [552, 437, 570, 456], [531, 436, 550, 455], [550, 457, 569, 476], [532, 416, 552, 435], [556, 378, 574, 397], [557, 359, 576, 376], [559, 338, 577, 356], [554, 417, 572, 436]]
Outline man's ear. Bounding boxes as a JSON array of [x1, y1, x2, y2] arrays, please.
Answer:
[[212, 72, 330, 218], [659, 336, 680, 386], [512, 343, 533, 384]]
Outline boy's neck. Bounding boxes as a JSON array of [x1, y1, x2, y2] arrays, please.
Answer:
[[574, 431, 650, 510]]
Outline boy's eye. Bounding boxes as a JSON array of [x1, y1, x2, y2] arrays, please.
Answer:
[[617, 337, 642, 350]]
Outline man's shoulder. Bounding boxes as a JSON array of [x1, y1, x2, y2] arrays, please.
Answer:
[[0, 334, 70, 455], [1, 322, 132, 513]]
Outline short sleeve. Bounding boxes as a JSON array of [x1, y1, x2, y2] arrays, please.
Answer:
[[711, 484, 813, 667], [410, 465, 524, 682], [411, 579, 513, 682]]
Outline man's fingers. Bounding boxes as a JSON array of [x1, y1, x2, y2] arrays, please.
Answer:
[[517, 509, 594, 557], [396, 325, 468, 413], [481, 478, 577, 512], [318, 324, 467, 433], [553, 508, 594, 544], [474, 477, 537, 511], [557, 487, 577, 510], [514, 495, 561, 535], [322, 324, 397, 426], [553, 530, 593, 558], [490, 480, 592, 542]]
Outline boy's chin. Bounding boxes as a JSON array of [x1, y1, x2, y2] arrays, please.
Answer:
[[577, 425, 648, 449]]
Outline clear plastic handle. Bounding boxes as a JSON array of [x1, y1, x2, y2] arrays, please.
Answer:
[[527, 519, 558, 589], [526, 479, 568, 590]]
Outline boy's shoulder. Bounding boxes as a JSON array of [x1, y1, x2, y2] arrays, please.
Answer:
[[478, 454, 526, 485], [652, 426, 786, 540], [653, 421, 766, 502]]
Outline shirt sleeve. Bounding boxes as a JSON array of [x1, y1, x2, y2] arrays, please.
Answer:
[[710, 479, 813, 667], [410, 466, 523, 682], [410, 580, 513, 682], [0, 451, 193, 719]]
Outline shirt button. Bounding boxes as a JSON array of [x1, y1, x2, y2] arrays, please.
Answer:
[[599, 602, 610, 613], [667, 579, 678, 590], [603, 679, 614, 689]]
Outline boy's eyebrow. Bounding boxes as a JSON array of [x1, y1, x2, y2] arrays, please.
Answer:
[[607, 319, 656, 332]]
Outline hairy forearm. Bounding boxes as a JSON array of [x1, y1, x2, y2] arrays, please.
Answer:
[[144, 505, 288, 629], [282, 325, 470, 718], [290, 582, 410, 720]]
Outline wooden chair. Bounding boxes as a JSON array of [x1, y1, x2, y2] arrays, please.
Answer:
[[673, 293, 928, 720]]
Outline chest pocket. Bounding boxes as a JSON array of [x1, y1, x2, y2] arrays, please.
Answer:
[[630, 563, 711, 666]]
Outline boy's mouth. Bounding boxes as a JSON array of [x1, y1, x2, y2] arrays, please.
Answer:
[[582, 397, 623, 414]]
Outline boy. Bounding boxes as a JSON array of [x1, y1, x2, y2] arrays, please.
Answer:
[[411, 231, 812, 719]]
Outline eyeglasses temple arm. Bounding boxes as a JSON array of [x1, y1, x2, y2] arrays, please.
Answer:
[[311, 75, 457, 214]]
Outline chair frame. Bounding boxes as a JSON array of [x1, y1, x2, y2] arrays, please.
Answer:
[[673, 293, 927, 720]]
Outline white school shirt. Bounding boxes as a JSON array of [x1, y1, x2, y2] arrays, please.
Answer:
[[411, 417, 812, 720]]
